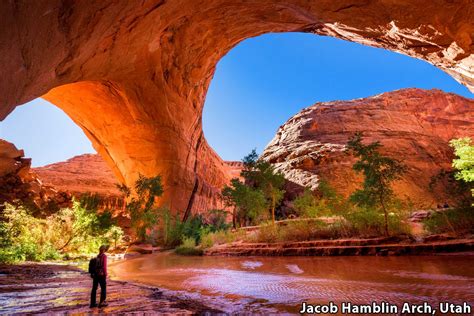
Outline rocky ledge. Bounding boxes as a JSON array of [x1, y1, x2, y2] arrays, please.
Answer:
[[0, 263, 221, 314], [205, 237, 474, 257]]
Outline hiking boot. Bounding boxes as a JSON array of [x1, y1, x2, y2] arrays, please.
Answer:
[[90, 304, 98, 308], [98, 302, 108, 308]]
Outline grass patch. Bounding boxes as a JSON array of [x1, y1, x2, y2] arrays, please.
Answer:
[[424, 207, 474, 235], [174, 237, 203, 256]]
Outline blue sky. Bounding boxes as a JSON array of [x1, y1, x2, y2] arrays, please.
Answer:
[[1, 33, 472, 166]]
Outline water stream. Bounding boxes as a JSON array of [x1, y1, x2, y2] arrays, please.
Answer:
[[110, 252, 474, 314]]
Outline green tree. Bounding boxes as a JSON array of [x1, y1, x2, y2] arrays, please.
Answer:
[[121, 174, 164, 241], [346, 132, 406, 236], [293, 188, 320, 218], [222, 178, 267, 227], [450, 137, 474, 201], [240, 149, 286, 223]]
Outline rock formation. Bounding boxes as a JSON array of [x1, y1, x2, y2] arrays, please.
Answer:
[[0, 1, 472, 214], [262, 88, 474, 208], [0, 139, 70, 213], [34, 154, 124, 210], [34, 153, 242, 215]]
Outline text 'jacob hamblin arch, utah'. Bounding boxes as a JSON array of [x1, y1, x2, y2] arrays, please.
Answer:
[[0, 1, 473, 217]]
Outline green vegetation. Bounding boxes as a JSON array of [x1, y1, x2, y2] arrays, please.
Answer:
[[293, 180, 350, 218], [222, 178, 267, 227], [222, 149, 285, 226], [119, 174, 164, 241], [0, 201, 123, 264], [424, 206, 474, 235], [174, 237, 204, 256], [450, 137, 474, 200], [2, 135, 471, 262], [346, 132, 407, 236], [429, 169, 472, 207]]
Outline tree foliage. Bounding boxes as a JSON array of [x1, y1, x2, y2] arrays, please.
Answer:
[[0, 201, 123, 263], [346, 132, 406, 236], [293, 180, 350, 217], [450, 137, 474, 202], [222, 178, 267, 227], [120, 174, 164, 241], [222, 149, 285, 226]]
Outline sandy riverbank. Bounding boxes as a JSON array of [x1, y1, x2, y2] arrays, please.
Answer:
[[0, 263, 222, 314]]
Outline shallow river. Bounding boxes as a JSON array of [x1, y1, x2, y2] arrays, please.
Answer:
[[110, 252, 474, 314]]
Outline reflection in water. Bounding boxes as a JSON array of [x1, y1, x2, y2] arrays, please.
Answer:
[[110, 252, 474, 314]]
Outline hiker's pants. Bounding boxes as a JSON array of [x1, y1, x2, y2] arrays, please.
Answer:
[[90, 275, 106, 305]]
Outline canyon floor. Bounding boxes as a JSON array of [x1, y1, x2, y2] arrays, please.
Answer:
[[0, 263, 222, 315]]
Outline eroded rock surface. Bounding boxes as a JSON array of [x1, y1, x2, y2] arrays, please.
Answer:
[[34, 154, 123, 209], [0, 139, 71, 213], [262, 89, 474, 208], [34, 153, 242, 215], [0, 1, 472, 214]]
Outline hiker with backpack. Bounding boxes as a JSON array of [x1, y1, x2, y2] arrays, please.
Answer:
[[89, 245, 109, 308]]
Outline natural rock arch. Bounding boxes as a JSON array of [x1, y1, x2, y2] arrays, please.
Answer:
[[1, 1, 473, 215]]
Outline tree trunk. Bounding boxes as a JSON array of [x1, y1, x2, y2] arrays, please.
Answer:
[[380, 195, 389, 236], [232, 207, 237, 229], [271, 194, 276, 224]]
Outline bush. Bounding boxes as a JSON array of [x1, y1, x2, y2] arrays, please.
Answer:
[[293, 182, 353, 218], [344, 207, 409, 237], [252, 222, 281, 243], [200, 229, 241, 248], [175, 237, 203, 256], [279, 220, 346, 241], [0, 202, 124, 263], [244, 220, 351, 243], [424, 207, 474, 235]]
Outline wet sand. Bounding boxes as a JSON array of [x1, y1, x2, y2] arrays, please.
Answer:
[[0, 263, 222, 315]]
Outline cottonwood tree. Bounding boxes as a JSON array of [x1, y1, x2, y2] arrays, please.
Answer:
[[240, 149, 285, 224], [346, 132, 406, 236], [450, 137, 474, 202], [222, 150, 285, 226], [118, 174, 164, 241], [222, 178, 267, 227]]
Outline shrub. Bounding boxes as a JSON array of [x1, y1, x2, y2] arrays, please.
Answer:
[[175, 237, 203, 256], [252, 222, 281, 243], [0, 202, 124, 263], [344, 207, 409, 237], [293, 189, 323, 218], [207, 209, 231, 231], [199, 229, 242, 248], [279, 220, 348, 241], [424, 207, 474, 235]]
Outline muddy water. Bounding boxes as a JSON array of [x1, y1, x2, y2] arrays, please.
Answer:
[[110, 252, 474, 314]]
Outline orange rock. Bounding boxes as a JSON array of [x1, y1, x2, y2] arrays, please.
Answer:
[[262, 88, 474, 209], [34, 154, 122, 200], [0, 1, 472, 214], [34, 153, 243, 215], [0, 139, 71, 212]]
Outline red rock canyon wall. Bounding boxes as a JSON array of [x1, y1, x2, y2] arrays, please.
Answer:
[[262, 89, 474, 208], [0, 1, 472, 214]]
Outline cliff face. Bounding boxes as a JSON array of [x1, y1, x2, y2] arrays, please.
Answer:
[[262, 89, 474, 208], [0, 140, 70, 213], [34, 154, 242, 215], [0, 1, 472, 214], [34, 154, 124, 211]]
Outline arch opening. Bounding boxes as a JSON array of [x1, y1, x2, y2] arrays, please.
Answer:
[[203, 32, 473, 162], [0, 1, 473, 214]]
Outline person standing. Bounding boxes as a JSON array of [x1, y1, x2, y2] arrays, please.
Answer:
[[90, 245, 109, 308]]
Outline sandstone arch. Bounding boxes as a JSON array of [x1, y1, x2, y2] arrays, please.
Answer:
[[1, 1, 473, 215]]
